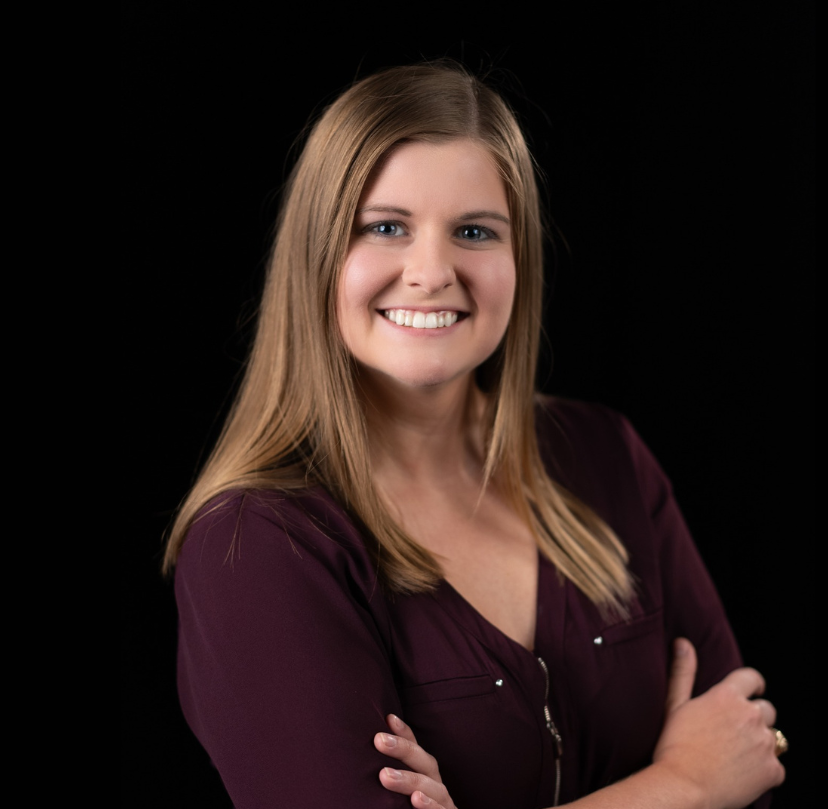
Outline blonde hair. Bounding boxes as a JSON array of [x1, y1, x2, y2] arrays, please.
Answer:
[[164, 62, 633, 613]]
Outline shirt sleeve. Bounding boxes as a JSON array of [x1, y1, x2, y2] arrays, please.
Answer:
[[174, 491, 409, 808], [616, 414, 744, 694], [617, 415, 773, 808]]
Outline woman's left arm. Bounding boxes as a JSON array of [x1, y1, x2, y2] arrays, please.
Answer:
[[617, 413, 776, 809], [616, 413, 746, 694], [374, 640, 784, 809]]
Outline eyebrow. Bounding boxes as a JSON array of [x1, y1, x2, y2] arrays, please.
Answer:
[[356, 205, 511, 226], [456, 210, 511, 226], [356, 205, 412, 216]]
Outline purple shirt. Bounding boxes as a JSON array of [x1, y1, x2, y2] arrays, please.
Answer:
[[175, 398, 767, 807]]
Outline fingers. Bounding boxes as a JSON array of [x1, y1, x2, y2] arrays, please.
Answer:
[[718, 669, 776, 736], [752, 698, 777, 728], [375, 717, 441, 782], [412, 789, 448, 808], [379, 767, 452, 807], [386, 714, 418, 744], [768, 741, 787, 788], [664, 638, 698, 714], [722, 666, 766, 698], [656, 654, 784, 807], [377, 717, 455, 807]]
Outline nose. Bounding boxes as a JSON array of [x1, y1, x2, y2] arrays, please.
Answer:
[[401, 231, 455, 294]]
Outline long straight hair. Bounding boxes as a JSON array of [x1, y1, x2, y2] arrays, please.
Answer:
[[164, 62, 633, 614]]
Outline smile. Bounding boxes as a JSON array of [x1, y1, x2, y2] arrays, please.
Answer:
[[382, 309, 460, 329]]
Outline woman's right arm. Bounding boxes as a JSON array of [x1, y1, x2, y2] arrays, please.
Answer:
[[376, 639, 784, 809], [175, 491, 411, 808]]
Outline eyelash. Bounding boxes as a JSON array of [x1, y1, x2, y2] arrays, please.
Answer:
[[362, 221, 499, 242]]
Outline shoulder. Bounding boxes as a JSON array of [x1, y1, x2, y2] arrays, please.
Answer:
[[176, 487, 381, 606], [534, 394, 630, 444], [533, 395, 673, 528], [534, 395, 662, 482]]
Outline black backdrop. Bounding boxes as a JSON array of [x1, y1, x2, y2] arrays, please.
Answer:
[[122, 3, 814, 806]]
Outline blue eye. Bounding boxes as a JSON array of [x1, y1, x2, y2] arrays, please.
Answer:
[[369, 222, 403, 236], [458, 225, 493, 241]]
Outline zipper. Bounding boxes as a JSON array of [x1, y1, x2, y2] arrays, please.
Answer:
[[537, 656, 563, 807]]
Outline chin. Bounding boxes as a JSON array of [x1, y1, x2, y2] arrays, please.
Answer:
[[373, 359, 473, 391]]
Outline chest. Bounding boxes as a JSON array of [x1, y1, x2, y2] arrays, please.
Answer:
[[395, 485, 540, 650], [383, 560, 669, 808]]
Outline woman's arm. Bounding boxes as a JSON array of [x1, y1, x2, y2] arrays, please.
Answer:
[[375, 639, 784, 809], [175, 491, 411, 808]]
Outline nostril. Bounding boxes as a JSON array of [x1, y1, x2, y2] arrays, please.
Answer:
[[405, 276, 454, 292], [402, 259, 456, 290]]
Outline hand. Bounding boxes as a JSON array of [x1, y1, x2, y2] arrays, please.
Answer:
[[374, 714, 459, 808], [653, 638, 785, 809]]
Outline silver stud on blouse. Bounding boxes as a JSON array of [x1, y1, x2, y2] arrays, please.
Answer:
[[593, 636, 603, 645], [495, 679, 504, 687]]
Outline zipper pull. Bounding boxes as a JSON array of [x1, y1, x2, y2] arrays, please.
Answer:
[[538, 657, 564, 759], [543, 704, 564, 757], [547, 720, 563, 757]]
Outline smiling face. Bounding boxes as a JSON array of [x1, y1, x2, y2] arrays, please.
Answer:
[[337, 139, 516, 393]]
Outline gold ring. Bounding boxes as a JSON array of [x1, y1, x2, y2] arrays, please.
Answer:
[[771, 728, 788, 757]]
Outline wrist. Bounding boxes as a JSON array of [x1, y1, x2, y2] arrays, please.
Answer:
[[560, 760, 712, 809], [646, 760, 710, 809]]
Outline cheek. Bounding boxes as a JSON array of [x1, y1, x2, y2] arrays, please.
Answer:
[[339, 249, 390, 310], [337, 250, 388, 352], [478, 257, 517, 323]]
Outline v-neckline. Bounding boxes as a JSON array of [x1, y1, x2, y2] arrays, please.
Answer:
[[432, 549, 567, 661]]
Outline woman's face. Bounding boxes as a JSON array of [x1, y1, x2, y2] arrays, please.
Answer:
[[338, 138, 516, 393]]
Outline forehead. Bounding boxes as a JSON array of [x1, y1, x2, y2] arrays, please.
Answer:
[[358, 139, 509, 213]]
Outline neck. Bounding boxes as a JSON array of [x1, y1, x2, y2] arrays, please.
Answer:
[[356, 370, 489, 487]]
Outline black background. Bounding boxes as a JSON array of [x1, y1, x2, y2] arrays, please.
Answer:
[[122, 2, 814, 806]]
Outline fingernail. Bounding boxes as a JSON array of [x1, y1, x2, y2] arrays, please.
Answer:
[[390, 714, 405, 730], [674, 638, 688, 656], [382, 733, 397, 748], [385, 768, 403, 780], [418, 792, 432, 805]]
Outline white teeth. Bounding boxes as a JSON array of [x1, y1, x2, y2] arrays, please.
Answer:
[[383, 310, 459, 329]]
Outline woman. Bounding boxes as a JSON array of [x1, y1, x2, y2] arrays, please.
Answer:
[[165, 62, 785, 808]]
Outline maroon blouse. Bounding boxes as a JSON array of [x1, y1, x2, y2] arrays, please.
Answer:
[[175, 398, 767, 807]]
